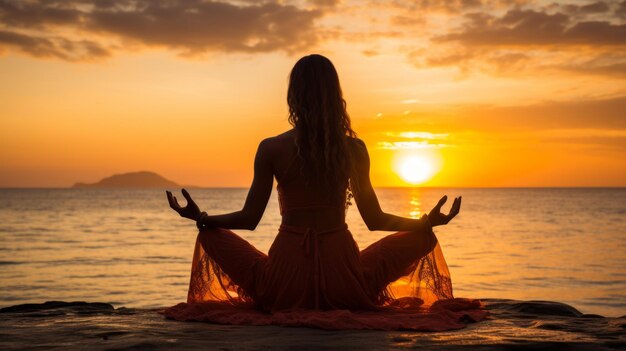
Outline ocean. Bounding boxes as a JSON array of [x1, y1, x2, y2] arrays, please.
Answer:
[[0, 188, 624, 317]]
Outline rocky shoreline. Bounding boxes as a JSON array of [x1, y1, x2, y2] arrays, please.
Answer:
[[1, 299, 624, 350]]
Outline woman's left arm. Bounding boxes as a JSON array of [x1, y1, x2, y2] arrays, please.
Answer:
[[167, 139, 274, 230]]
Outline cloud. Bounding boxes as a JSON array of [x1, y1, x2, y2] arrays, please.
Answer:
[[578, 1, 610, 13], [459, 96, 626, 131], [377, 0, 486, 15], [361, 49, 379, 57], [0, 29, 111, 61], [437, 9, 626, 47], [561, 54, 626, 78], [401, 4, 626, 78], [364, 96, 626, 155], [618, 1, 626, 18], [377, 131, 451, 150], [0, 0, 83, 29], [365, 95, 626, 135], [535, 128, 626, 144], [385, 131, 449, 140], [0, 0, 323, 61], [560, 1, 610, 15], [308, 0, 340, 7], [84, 1, 322, 54], [376, 141, 451, 150], [409, 46, 530, 76]]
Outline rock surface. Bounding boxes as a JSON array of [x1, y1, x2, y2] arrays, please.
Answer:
[[0, 299, 624, 350]]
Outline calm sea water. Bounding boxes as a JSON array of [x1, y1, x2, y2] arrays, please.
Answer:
[[0, 188, 624, 316]]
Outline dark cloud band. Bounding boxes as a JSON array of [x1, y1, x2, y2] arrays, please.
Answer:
[[438, 9, 626, 47], [0, 0, 322, 60]]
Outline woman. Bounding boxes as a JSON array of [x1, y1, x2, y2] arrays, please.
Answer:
[[162, 54, 486, 331]]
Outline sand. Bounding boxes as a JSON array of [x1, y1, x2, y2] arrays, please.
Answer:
[[1, 299, 624, 350]]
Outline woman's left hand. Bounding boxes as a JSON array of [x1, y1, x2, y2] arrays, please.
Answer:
[[166, 188, 202, 221], [428, 195, 461, 227]]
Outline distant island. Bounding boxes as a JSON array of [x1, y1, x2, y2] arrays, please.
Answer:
[[72, 171, 182, 189]]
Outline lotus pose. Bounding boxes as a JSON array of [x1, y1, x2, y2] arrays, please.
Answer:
[[163, 54, 486, 331]]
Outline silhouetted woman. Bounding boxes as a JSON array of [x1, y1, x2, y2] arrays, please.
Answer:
[[163, 54, 485, 330]]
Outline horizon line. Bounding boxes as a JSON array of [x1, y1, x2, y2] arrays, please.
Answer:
[[1, 186, 625, 190]]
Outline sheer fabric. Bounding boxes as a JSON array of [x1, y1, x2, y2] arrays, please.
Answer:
[[161, 224, 486, 330], [161, 152, 486, 330]]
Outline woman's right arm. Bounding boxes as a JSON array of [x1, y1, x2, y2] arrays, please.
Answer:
[[166, 139, 274, 230], [350, 139, 460, 232]]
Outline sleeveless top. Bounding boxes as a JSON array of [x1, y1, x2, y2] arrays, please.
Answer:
[[276, 153, 348, 215]]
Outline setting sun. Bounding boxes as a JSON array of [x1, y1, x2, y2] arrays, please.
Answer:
[[395, 155, 436, 185]]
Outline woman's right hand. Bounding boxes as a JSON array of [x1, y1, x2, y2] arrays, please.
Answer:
[[428, 195, 461, 227], [166, 188, 202, 221]]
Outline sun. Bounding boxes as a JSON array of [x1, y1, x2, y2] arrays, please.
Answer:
[[395, 155, 436, 185]]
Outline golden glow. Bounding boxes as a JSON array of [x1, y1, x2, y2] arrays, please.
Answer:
[[395, 155, 436, 185], [409, 195, 421, 218], [0, 1, 624, 187]]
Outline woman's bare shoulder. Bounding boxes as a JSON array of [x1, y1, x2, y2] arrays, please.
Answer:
[[347, 136, 368, 157], [275, 129, 296, 140], [347, 136, 366, 147], [258, 130, 295, 152], [262, 129, 293, 142]]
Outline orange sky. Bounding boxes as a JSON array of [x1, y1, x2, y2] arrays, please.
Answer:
[[1, 0, 625, 187]]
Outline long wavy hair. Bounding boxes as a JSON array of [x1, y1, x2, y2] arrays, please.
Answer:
[[287, 54, 357, 202]]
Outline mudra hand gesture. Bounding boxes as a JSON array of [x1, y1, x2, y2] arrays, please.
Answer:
[[427, 195, 461, 227], [166, 189, 202, 221]]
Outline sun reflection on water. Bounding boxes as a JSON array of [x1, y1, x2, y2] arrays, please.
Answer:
[[409, 189, 422, 218]]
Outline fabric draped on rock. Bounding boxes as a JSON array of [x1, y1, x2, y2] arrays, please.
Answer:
[[160, 223, 487, 331]]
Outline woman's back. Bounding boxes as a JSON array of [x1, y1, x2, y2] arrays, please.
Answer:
[[269, 129, 352, 231]]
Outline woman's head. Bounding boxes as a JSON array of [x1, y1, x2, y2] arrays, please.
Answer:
[[287, 54, 357, 199]]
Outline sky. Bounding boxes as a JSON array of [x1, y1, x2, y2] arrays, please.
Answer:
[[1, 0, 625, 187]]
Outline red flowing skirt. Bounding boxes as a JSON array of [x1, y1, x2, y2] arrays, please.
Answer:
[[161, 224, 487, 331]]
